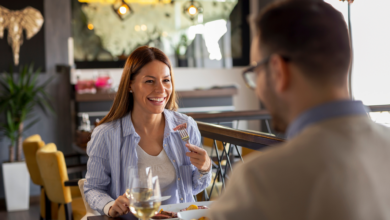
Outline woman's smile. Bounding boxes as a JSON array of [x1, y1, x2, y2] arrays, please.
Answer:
[[130, 60, 173, 115], [147, 96, 167, 105]]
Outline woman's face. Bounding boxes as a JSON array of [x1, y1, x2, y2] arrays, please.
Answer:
[[130, 60, 172, 115]]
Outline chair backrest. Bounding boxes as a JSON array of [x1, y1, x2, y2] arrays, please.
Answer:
[[36, 143, 72, 204], [23, 134, 45, 186], [78, 179, 100, 219]]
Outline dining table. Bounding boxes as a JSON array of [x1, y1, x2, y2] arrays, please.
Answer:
[[87, 213, 138, 220]]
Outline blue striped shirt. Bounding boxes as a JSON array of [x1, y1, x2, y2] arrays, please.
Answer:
[[84, 109, 212, 214]]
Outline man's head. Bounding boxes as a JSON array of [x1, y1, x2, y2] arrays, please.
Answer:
[[250, 0, 351, 132]]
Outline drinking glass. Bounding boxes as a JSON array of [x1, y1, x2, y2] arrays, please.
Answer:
[[126, 166, 161, 220]]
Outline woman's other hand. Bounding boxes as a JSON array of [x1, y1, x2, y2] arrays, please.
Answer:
[[108, 193, 130, 217], [185, 143, 211, 172]]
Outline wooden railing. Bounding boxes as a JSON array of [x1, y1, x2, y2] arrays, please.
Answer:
[[195, 121, 284, 201], [188, 110, 271, 123], [189, 110, 274, 134], [189, 105, 390, 135], [197, 121, 282, 150], [369, 105, 390, 112], [189, 104, 390, 123]]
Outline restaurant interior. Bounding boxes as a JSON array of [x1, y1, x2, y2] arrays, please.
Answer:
[[0, 0, 389, 219]]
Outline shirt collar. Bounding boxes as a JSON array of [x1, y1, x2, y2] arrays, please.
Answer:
[[163, 109, 175, 138], [121, 109, 180, 139], [286, 100, 369, 140], [121, 112, 136, 137]]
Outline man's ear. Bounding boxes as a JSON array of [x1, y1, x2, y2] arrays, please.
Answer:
[[269, 54, 290, 94]]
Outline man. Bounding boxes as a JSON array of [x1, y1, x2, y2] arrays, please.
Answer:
[[207, 1, 390, 220]]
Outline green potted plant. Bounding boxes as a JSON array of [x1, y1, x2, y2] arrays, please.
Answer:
[[0, 64, 54, 211]]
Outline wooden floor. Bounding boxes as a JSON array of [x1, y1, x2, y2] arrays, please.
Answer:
[[0, 197, 40, 220]]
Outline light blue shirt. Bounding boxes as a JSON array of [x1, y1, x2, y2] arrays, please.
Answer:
[[84, 109, 212, 214], [286, 100, 369, 140]]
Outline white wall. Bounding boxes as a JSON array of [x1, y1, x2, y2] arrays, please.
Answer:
[[174, 68, 260, 112]]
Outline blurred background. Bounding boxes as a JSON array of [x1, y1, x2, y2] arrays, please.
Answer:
[[1, 0, 390, 218]]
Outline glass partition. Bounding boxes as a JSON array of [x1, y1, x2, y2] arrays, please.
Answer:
[[71, 0, 247, 68]]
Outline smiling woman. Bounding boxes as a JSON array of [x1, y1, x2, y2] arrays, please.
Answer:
[[84, 46, 212, 218], [99, 46, 178, 124], [130, 60, 173, 116]]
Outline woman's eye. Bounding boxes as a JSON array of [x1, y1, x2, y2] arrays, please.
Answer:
[[145, 80, 153, 83], [164, 79, 171, 83]]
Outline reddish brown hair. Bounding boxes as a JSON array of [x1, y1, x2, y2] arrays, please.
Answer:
[[98, 46, 178, 125]]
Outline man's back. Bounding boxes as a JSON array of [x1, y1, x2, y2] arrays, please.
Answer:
[[208, 115, 390, 220]]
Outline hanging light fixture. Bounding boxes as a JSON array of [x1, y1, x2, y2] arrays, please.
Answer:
[[112, 0, 133, 20], [87, 23, 94, 30], [339, 0, 354, 3], [183, 0, 202, 21]]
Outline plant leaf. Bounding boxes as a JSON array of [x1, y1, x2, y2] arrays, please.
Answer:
[[6, 111, 15, 132], [1, 63, 55, 149], [36, 97, 50, 115], [24, 118, 39, 131]]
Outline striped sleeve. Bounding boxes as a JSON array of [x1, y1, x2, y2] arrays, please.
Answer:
[[187, 117, 212, 195], [84, 127, 114, 215]]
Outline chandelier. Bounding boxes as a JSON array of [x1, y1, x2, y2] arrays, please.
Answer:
[[339, 0, 354, 3], [183, 0, 202, 21], [112, 0, 133, 20]]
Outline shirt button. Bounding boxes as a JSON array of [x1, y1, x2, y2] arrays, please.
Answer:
[[181, 198, 183, 201], [173, 160, 175, 163], [200, 174, 203, 177], [164, 144, 167, 146], [178, 178, 180, 181]]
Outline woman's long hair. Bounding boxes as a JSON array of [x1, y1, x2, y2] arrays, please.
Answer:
[[98, 46, 178, 125]]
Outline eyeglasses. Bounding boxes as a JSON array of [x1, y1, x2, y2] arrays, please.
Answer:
[[242, 57, 270, 89], [242, 55, 291, 89]]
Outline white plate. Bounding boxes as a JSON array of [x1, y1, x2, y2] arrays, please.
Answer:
[[178, 209, 208, 220], [153, 201, 212, 220], [159, 201, 212, 213]]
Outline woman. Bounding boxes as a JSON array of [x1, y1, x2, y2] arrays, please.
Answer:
[[84, 46, 212, 218]]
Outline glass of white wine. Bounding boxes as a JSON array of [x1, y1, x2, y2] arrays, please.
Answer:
[[126, 166, 161, 220]]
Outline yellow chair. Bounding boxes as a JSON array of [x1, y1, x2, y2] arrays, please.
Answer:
[[23, 135, 82, 220], [37, 143, 86, 220], [23, 135, 59, 220]]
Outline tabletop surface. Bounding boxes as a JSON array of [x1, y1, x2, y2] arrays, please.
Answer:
[[87, 213, 138, 220]]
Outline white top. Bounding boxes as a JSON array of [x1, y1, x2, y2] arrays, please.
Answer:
[[136, 145, 176, 191], [104, 145, 177, 216]]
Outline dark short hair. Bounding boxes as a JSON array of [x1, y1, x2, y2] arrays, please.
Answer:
[[256, 0, 351, 82]]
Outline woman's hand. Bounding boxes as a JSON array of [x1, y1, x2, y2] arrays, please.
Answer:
[[108, 193, 130, 217], [185, 143, 211, 172], [173, 123, 211, 172]]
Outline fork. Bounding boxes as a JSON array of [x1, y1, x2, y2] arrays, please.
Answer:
[[177, 125, 190, 144]]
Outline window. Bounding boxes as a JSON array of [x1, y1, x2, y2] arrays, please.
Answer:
[[326, 0, 390, 125]]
